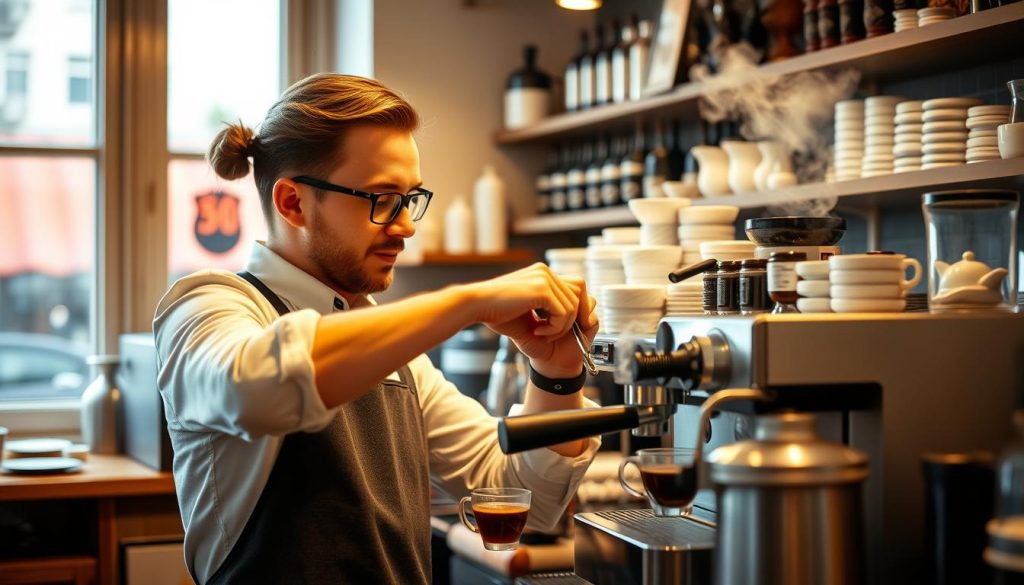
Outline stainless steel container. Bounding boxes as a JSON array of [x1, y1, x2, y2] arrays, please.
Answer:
[[708, 412, 869, 585]]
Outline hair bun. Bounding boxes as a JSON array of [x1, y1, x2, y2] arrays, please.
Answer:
[[208, 122, 255, 181]]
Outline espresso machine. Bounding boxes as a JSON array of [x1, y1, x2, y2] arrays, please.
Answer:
[[502, 312, 1024, 585]]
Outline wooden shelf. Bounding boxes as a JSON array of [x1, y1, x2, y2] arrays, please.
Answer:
[[495, 3, 1024, 145], [400, 249, 536, 266], [0, 454, 174, 502], [513, 157, 1024, 234]]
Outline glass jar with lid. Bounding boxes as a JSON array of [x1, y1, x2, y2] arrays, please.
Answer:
[[768, 251, 807, 313], [739, 258, 771, 314], [716, 261, 742, 315], [923, 190, 1019, 313]]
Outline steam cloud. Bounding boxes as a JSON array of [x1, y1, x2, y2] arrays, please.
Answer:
[[690, 43, 861, 216]]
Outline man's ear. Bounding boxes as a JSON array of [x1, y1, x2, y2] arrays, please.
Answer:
[[272, 177, 307, 229]]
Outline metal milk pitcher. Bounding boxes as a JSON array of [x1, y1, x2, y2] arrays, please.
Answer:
[[707, 412, 869, 585]]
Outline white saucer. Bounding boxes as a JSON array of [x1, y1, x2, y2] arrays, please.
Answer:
[[895, 124, 924, 135], [922, 109, 968, 123], [966, 136, 999, 148], [922, 142, 967, 154], [895, 101, 924, 114], [966, 116, 1010, 130], [831, 298, 906, 313], [969, 129, 998, 138], [797, 298, 833, 313], [922, 98, 981, 110], [893, 112, 923, 125], [922, 152, 967, 162], [2, 457, 83, 475], [922, 121, 967, 133], [894, 133, 923, 144], [922, 131, 968, 143], [968, 105, 1011, 117], [5, 438, 73, 458], [796, 280, 831, 298], [922, 162, 963, 169]]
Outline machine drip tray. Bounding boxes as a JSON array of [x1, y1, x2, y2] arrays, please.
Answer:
[[515, 572, 592, 584], [576, 509, 716, 551]]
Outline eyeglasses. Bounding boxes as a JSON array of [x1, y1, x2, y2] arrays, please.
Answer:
[[292, 175, 434, 225]]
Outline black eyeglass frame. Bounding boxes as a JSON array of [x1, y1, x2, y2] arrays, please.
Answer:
[[292, 175, 434, 225]]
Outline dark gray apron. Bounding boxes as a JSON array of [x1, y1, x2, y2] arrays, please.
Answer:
[[206, 272, 431, 584]]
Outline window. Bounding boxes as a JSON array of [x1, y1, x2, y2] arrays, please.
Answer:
[[166, 0, 282, 279], [0, 0, 96, 406], [68, 55, 91, 104]]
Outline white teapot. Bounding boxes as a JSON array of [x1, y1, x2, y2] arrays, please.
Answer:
[[931, 251, 1008, 306]]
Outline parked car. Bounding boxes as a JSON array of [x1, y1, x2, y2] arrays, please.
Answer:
[[0, 333, 90, 400]]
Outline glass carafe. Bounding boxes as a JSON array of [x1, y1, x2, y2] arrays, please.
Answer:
[[1009, 79, 1024, 125]]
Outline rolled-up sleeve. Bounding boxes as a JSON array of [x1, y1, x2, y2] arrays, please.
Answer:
[[413, 353, 600, 532], [153, 271, 337, 440]]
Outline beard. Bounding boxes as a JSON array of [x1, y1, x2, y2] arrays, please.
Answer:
[[307, 212, 400, 296]]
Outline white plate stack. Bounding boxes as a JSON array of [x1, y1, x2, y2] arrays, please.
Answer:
[[834, 99, 865, 182], [862, 96, 904, 177], [699, 240, 758, 262], [918, 5, 955, 26], [586, 244, 629, 333], [677, 206, 740, 265], [921, 97, 981, 170], [893, 100, 924, 173], [623, 246, 682, 286], [665, 277, 704, 316], [601, 284, 666, 334], [794, 261, 832, 313], [966, 104, 1011, 163], [602, 227, 641, 245], [893, 8, 918, 31], [545, 248, 587, 279]]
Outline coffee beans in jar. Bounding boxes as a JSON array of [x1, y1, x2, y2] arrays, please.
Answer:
[[716, 261, 742, 315], [739, 259, 771, 314], [767, 251, 807, 313]]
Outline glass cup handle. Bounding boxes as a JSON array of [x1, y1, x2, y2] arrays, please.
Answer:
[[618, 456, 646, 499], [902, 258, 922, 290], [458, 497, 479, 533]]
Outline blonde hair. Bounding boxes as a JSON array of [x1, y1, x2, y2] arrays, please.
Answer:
[[207, 73, 419, 223]]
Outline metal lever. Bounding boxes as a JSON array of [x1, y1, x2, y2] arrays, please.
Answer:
[[498, 404, 676, 454], [533, 309, 599, 376]]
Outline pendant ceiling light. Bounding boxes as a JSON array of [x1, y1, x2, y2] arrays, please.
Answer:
[[556, 0, 602, 10]]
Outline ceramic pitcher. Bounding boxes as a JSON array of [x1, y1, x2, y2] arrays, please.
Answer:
[[722, 140, 761, 194], [691, 145, 731, 197]]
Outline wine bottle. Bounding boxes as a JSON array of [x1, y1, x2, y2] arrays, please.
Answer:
[[578, 30, 595, 109], [601, 135, 622, 207], [549, 145, 569, 212], [612, 18, 634, 105], [629, 19, 653, 101], [644, 120, 669, 198], [566, 143, 586, 211], [565, 30, 588, 112], [585, 138, 604, 209], [594, 22, 613, 107], [536, 149, 557, 214], [503, 45, 552, 130], [620, 126, 645, 202]]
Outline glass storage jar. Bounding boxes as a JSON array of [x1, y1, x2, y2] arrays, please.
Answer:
[[922, 190, 1019, 313]]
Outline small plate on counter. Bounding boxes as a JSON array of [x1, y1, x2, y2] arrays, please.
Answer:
[[2, 457, 83, 475], [4, 438, 72, 458]]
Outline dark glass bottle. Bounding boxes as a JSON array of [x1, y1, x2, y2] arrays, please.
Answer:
[[549, 145, 569, 213], [504, 45, 552, 129], [667, 120, 687, 181], [644, 120, 669, 198], [620, 128, 645, 203], [594, 22, 612, 107], [565, 31, 588, 112], [536, 149, 558, 214], [600, 135, 622, 207], [578, 30, 595, 109], [586, 138, 605, 209], [566, 143, 587, 211]]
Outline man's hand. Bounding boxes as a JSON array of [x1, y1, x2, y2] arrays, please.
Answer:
[[459, 263, 599, 377]]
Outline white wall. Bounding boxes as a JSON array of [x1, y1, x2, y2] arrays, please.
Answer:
[[373, 0, 593, 222]]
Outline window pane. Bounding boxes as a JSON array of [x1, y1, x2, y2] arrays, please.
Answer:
[[167, 0, 282, 153], [0, 0, 96, 147], [168, 158, 268, 281], [0, 156, 95, 401]]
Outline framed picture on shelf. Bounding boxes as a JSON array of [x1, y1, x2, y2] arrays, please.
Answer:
[[643, 0, 692, 97]]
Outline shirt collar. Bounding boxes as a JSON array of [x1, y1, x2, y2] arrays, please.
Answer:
[[244, 241, 373, 314]]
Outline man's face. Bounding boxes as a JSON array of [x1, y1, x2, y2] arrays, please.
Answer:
[[303, 124, 421, 296]]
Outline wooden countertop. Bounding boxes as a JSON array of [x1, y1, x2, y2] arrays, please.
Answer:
[[0, 454, 175, 501]]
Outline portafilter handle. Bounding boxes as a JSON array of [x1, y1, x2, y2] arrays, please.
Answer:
[[692, 388, 773, 464], [497, 404, 677, 454]]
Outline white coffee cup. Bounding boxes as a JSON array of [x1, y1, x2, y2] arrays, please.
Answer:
[[830, 284, 904, 299], [829, 254, 921, 290]]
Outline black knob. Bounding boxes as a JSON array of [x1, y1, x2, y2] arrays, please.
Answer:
[[631, 339, 703, 386]]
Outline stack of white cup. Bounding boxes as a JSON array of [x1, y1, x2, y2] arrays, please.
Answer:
[[665, 278, 704, 316], [795, 260, 832, 313], [862, 96, 904, 177], [893, 100, 924, 173], [586, 244, 629, 333], [699, 240, 758, 262], [601, 284, 666, 334], [677, 205, 740, 265], [834, 99, 865, 181], [893, 8, 917, 31], [921, 97, 982, 170], [966, 105, 1011, 163], [828, 254, 922, 313], [628, 198, 691, 246], [546, 248, 587, 279], [623, 246, 682, 286]]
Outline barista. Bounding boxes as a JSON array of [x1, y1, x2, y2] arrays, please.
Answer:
[[153, 73, 600, 584]]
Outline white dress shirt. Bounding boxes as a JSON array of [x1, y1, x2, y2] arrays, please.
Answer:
[[153, 241, 600, 583]]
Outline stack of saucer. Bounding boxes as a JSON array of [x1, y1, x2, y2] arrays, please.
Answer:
[[862, 96, 903, 177], [678, 206, 739, 265], [893, 8, 918, 31], [834, 99, 865, 181], [665, 278, 704, 316], [602, 227, 641, 245], [699, 240, 757, 262], [893, 100, 924, 173], [601, 284, 666, 333], [921, 97, 981, 170], [794, 260, 832, 313], [545, 248, 587, 279], [586, 245, 628, 332], [966, 104, 1011, 163], [918, 6, 955, 26], [623, 246, 682, 286]]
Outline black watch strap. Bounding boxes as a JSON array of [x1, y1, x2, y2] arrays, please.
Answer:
[[528, 365, 587, 396]]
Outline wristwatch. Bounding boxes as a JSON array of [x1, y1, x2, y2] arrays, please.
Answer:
[[528, 365, 586, 396]]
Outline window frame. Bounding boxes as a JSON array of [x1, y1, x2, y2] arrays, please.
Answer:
[[0, 0, 330, 434]]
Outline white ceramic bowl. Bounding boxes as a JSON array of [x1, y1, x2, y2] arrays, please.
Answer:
[[602, 227, 641, 244], [830, 283, 903, 299], [796, 280, 831, 298], [998, 123, 1024, 159], [678, 205, 740, 225], [622, 245, 683, 264], [628, 197, 692, 224], [797, 298, 833, 313], [699, 240, 757, 256], [831, 298, 906, 313], [662, 181, 700, 199], [679, 225, 736, 240], [601, 284, 668, 308], [794, 260, 831, 280]]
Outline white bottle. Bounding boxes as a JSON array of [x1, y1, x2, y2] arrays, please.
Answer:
[[474, 165, 508, 254], [444, 195, 474, 255]]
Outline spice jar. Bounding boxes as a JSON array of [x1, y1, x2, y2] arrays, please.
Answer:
[[703, 265, 719, 315], [768, 251, 807, 313], [717, 261, 742, 315], [740, 259, 771, 314]]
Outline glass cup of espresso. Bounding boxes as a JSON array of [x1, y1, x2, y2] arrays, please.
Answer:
[[458, 487, 532, 551], [618, 447, 698, 517]]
